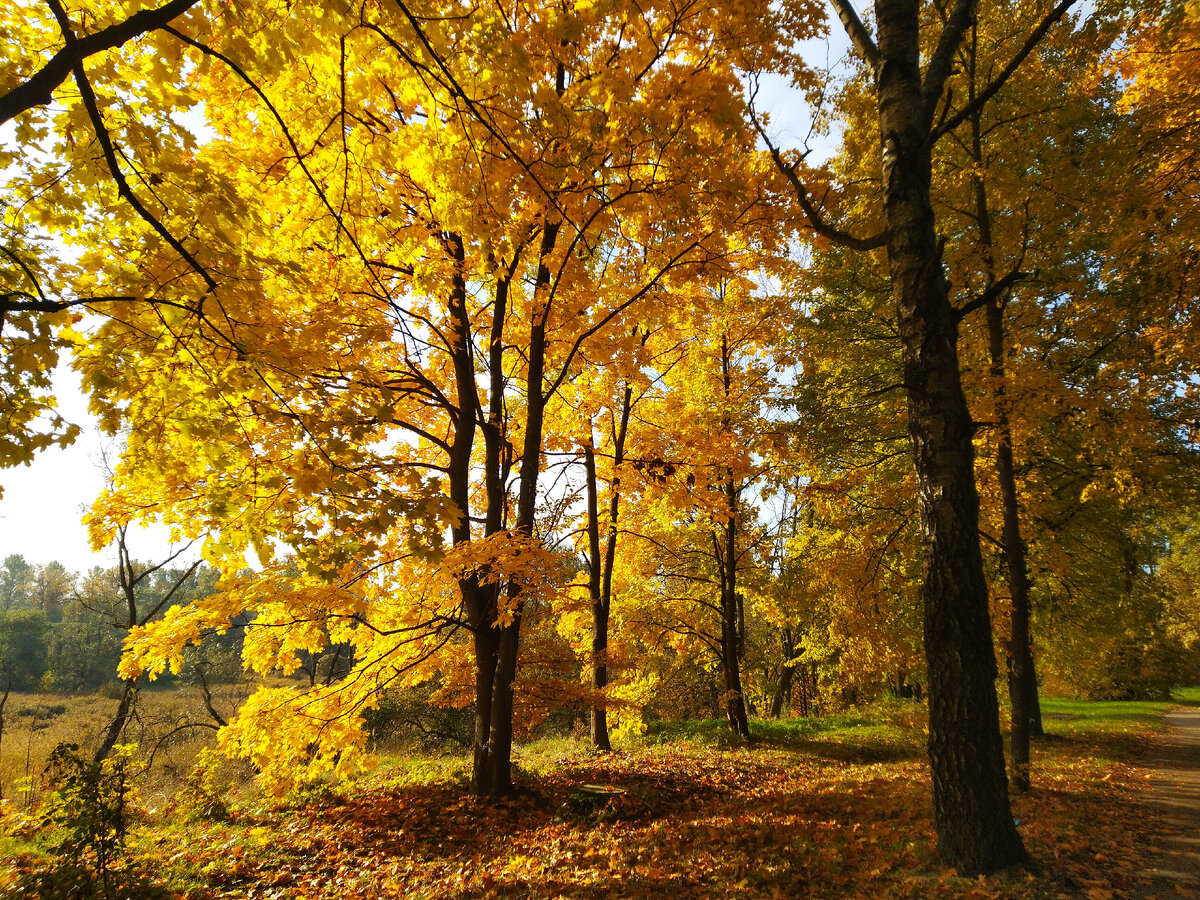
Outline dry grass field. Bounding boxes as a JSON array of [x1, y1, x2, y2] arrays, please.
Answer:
[[0, 684, 254, 809]]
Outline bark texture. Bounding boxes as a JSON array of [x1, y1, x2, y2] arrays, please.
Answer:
[[874, 0, 1027, 872]]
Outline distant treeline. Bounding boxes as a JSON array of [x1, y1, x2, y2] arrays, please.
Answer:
[[0, 554, 242, 693]]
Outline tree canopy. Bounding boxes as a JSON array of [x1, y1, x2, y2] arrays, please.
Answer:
[[1, 0, 1197, 876]]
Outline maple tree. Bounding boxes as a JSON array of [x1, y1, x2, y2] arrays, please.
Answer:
[[51, 0, 795, 797], [3, 0, 1200, 885]]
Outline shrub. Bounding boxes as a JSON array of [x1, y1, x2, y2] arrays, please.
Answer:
[[36, 743, 141, 898]]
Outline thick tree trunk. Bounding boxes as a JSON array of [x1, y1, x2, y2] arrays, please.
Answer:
[[875, 0, 1026, 873]]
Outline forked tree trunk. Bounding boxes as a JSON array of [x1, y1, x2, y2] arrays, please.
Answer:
[[458, 211, 558, 796], [874, 0, 1027, 872]]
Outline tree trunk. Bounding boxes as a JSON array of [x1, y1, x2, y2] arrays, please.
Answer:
[[965, 44, 1039, 793], [717, 335, 750, 740], [768, 628, 795, 718], [1029, 665, 1044, 737], [94, 680, 137, 763], [875, 0, 1026, 872], [583, 442, 612, 751], [0, 674, 9, 799], [990, 293, 1037, 793]]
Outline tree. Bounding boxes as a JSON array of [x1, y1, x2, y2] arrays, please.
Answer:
[[34, 561, 74, 624], [0, 608, 50, 799], [0, 554, 35, 612], [0, 608, 50, 691], [758, 0, 1101, 871], [84, 0, 789, 797]]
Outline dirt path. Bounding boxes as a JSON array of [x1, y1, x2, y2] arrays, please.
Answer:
[[1138, 708, 1200, 897]]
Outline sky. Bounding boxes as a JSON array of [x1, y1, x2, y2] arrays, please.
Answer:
[[0, 19, 852, 575], [0, 365, 185, 572]]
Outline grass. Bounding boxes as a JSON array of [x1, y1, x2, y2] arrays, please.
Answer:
[[0, 686, 256, 810], [2, 691, 1196, 899], [1040, 695, 1174, 733]]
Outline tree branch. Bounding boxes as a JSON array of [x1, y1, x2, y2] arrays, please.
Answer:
[[0, 0, 198, 126], [828, 0, 880, 74], [954, 268, 1029, 321], [754, 118, 887, 252], [45, 1, 217, 295], [922, 0, 976, 122], [932, 0, 1079, 141]]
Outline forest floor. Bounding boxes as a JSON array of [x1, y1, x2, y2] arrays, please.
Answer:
[[2, 697, 1198, 899]]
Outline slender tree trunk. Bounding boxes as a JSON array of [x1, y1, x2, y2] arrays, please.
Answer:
[[874, 0, 1026, 872], [1029, 669, 1044, 737], [966, 70, 1039, 791], [583, 442, 612, 751], [94, 680, 137, 763], [0, 674, 9, 800], [716, 334, 750, 739], [768, 628, 795, 718], [989, 294, 1037, 792]]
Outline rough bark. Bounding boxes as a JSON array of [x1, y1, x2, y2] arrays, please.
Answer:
[[874, 0, 1027, 872]]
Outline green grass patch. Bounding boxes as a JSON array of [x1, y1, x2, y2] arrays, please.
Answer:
[[1171, 685, 1200, 705], [1040, 696, 1172, 736]]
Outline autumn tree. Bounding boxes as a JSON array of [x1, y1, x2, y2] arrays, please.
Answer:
[[73, 0, 791, 797], [755, 0, 1124, 871]]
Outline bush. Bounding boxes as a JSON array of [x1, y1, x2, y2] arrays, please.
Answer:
[[34, 743, 141, 898], [364, 686, 474, 751]]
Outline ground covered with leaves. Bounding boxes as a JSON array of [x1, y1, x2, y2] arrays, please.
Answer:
[[2, 700, 1193, 899]]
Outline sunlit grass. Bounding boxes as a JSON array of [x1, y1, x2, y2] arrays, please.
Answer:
[[1039, 695, 1173, 736]]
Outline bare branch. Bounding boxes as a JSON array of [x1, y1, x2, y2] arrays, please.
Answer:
[[751, 112, 887, 252]]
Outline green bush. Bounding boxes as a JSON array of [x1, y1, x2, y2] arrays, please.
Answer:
[[35, 743, 140, 898]]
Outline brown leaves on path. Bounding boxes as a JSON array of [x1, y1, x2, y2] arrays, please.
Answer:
[[108, 728, 1183, 900]]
